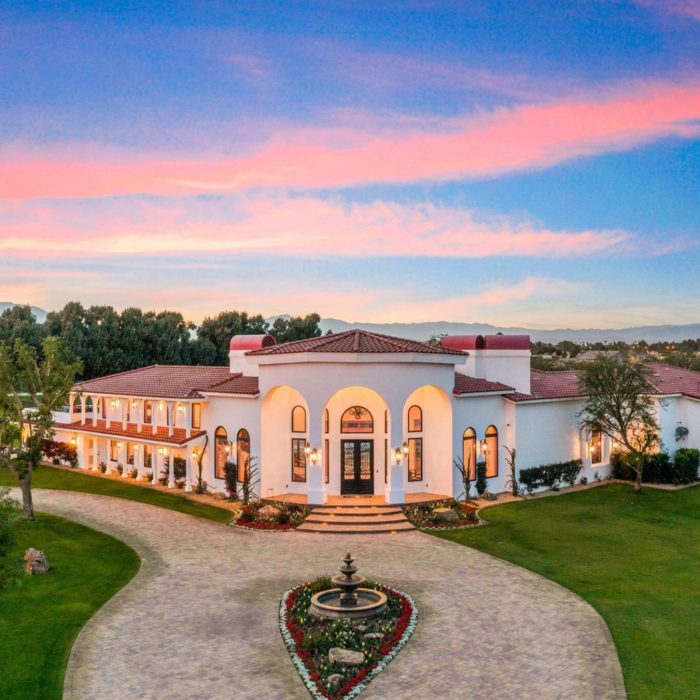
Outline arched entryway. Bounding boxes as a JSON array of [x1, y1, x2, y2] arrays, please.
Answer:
[[323, 387, 390, 498]]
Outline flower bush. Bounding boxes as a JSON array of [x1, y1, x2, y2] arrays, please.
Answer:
[[402, 498, 479, 530], [280, 576, 418, 699], [234, 501, 310, 531]]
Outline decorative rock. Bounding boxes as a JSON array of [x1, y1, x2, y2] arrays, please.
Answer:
[[258, 504, 281, 519], [353, 623, 369, 633], [328, 647, 365, 665], [483, 491, 497, 501], [363, 632, 385, 641], [433, 507, 459, 522], [24, 548, 49, 575], [326, 674, 344, 688]]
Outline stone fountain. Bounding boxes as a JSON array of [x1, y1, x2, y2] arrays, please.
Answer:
[[309, 553, 388, 620]]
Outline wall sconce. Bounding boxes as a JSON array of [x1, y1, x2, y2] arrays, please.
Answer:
[[177, 404, 185, 413], [402, 441, 409, 457], [310, 447, 320, 465], [158, 401, 164, 410], [225, 442, 232, 454], [304, 441, 312, 457], [111, 399, 118, 408], [134, 444, 139, 451], [480, 439, 489, 455], [131, 401, 137, 409], [393, 447, 403, 465], [117, 442, 123, 449], [70, 436, 77, 446]]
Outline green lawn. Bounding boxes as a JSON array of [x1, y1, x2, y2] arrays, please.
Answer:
[[0, 513, 140, 699], [435, 483, 700, 700], [0, 466, 233, 523]]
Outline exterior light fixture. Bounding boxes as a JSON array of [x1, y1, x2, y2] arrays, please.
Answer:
[[310, 447, 320, 465], [304, 441, 312, 457], [393, 447, 403, 464], [70, 436, 77, 446], [134, 444, 139, 451], [225, 442, 232, 454], [111, 399, 117, 408], [117, 442, 123, 449], [177, 404, 185, 413], [402, 441, 409, 457], [480, 439, 488, 455]]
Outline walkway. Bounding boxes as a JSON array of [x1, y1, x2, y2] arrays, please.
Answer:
[[28, 490, 625, 700]]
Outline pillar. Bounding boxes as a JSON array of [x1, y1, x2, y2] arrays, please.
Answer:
[[185, 403, 192, 439], [92, 438, 98, 471], [81, 395, 87, 426], [307, 402, 327, 504], [122, 399, 127, 430], [91, 396, 98, 427], [152, 402, 158, 436], [152, 449, 159, 484], [386, 403, 405, 504], [105, 399, 111, 429], [168, 402, 174, 438], [68, 392, 75, 421], [185, 450, 192, 493], [137, 399, 143, 433], [168, 451, 175, 488]]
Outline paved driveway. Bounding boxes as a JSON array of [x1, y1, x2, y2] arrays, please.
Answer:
[[28, 490, 625, 700]]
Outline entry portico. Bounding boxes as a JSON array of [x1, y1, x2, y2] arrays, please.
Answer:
[[247, 331, 464, 504]]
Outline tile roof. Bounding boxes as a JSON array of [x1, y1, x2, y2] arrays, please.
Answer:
[[58, 419, 206, 445], [74, 365, 236, 400], [204, 374, 260, 395], [246, 329, 467, 356], [453, 373, 514, 395], [646, 362, 700, 400], [507, 369, 583, 403]]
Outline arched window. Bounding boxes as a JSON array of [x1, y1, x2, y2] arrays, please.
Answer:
[[214, 426, 228, 480], [237, 429, 250, 482], [324, 408, 329, 434], [407, 405, 422, 432], [73, 395, 81, 412], [484, 425, 498, 478], [590, 429, 602, 465], [291, 405, 306, 433], [463, 427, 477, 479], [341, 406, 373, 433]]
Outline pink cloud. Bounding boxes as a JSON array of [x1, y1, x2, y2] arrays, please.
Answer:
[[634, 0, 700, 20], [0, 196, 633, 259], [2, 79, 700, 199]]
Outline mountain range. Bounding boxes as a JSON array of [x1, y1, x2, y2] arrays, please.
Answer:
[[1, 303, 697, 344]]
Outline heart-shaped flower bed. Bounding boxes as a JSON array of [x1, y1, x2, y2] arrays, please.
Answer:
[[280, 577, 418, 699]]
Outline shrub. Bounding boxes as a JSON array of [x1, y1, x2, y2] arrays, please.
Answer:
[[0, 488, 21, 591], [561, 460, 583, 487], [519, 460, 582, 494], [475, 462, 487, 496], [277, 509, 291, 526], [674, 448, 699, 484], [223, 460, 238, 500], [127, 467, 138, 479], [579, 476, 588, 485], [98, 461, 107, 474], [239, 505, 254, 523], [115, 463, 124, 476], [159, 456, 186, 485], [142, 471, 152, 482]]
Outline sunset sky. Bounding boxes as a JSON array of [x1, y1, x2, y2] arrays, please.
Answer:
[[1, 1, 700, 327]]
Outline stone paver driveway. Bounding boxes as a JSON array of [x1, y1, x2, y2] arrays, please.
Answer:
[[30, 490, 625, 700]]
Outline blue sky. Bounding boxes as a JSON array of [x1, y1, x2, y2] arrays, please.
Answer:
[[0, 0, 699, 327]]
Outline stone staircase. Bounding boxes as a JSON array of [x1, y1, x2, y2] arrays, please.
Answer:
[[296, 503, 415, 534]]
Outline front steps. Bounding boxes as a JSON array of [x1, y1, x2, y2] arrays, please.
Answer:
[[296, 504, 415, 534]]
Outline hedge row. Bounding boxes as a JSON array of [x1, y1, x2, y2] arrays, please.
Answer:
[[610, 448, 699, 485], [518, 459, 583, 494]]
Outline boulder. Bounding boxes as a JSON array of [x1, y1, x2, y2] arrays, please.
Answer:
[[24, 548, 49, 575], [328, 647, 365, 665], [483, 491, 497, 501], [258, 504, 281, 520], [352, 623, 369, 633], [363, 632, 385, 641], [326, 674, 344, 688], [432, 507, 459, 523]]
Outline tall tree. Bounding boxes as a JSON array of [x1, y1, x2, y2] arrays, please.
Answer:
[[0, 337, 81, 518], [0, 305, 47, 353], [578, 357, 660, 492], [270, 313, 322, 343], [197, 311, 268, 364]]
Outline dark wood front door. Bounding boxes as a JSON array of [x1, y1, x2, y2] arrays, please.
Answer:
[[341, 440, 374, 495]]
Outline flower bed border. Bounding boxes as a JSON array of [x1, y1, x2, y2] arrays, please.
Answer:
[[230, 518, 298, 532], [279, 582, 418, 700], [418, 518, 487, 531]]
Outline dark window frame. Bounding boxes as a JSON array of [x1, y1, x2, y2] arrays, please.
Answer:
[[237, 428, 251, 482], [192, 403, 201, 430], [463, 427, 477, 479], [291, 405, 306, 433], [485, 425, 498, 478], [214, 426, 228, 480], [407, 405, 422, 432], [340, 406, 374, 434], [407, 437, 423, 481], [291, 437, 307, 482]]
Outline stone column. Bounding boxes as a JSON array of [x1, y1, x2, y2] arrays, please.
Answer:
[[105, 399, 111, 429], [68, 392, 75, 422], [152, 402, 158, 436], [137, 399, 143, 434], [168, 451, 175, 488], [185, 449, 192, 493], [185, 403, 192, 439], [91, 396, 98, 427], [81, 395, 87, 426], [168, 402, 175, 438], [122, 399, 127, 430], [386, 403, 405, 504], [152, 449, 159, 484], [92, 438, 98, 471]]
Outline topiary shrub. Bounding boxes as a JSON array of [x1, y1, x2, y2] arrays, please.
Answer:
[[475, 462, 487, 497]]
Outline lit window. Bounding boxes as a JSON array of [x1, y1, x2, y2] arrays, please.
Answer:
[[407, 405, 422, 432], [591, 429, 602, 464], [292, 438, 306, 482], [463, 427, 477, 479], [127, 442, 135, 465], [484, 425, 498, 478], [109, 440, 118, 461], [192, 403, 201, 430], [143, 400, 152, 424], [324, 408, 329, 434], [341, 406, 373, 433], [214, 426, 228, 480], [408, 438, 422, 481], [291, 405, 306, 433], [324, 438, 329, 484], [237, 429, 250, 482]]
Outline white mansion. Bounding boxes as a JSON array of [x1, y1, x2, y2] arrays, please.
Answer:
[[53, 330, 700, 503]]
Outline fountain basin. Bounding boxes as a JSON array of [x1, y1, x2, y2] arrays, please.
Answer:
[[309, 587, 388, 620]]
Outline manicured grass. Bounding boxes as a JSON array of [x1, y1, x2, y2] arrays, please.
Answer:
[[0, 513, 140, 699], [0, 466, 233, 523], [434, 483, 700, 700]]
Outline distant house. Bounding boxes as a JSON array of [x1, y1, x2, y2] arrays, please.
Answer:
[[578, 350, 623, 363]]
